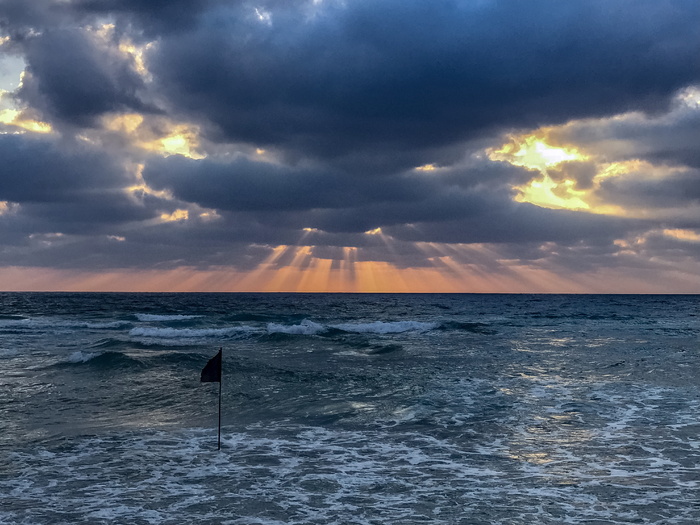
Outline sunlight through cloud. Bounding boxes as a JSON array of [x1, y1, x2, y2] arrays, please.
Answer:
[[101, 113, 205, 159], [514, 174, 590, 211], [489, 135, 587, 171], [662, 229, 700, 243], [0, 109, 52, 134], [160, 209, 189, 222]]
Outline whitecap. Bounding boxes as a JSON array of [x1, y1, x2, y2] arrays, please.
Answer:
[[267, 319, 327, 335], [65, 351, 101, 363], [129, 326, 258, 339], [1, 318, 130, 330]]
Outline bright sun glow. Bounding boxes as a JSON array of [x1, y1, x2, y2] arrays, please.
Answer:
[[0, 109, 53, 133], [514, 174, 589, 210], [489, 134, 592, 211], [101, 113, 205, 159], [489, 135, 586, 171]]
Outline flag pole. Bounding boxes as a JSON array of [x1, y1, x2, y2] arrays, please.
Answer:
[[217, 357, 222, 451]]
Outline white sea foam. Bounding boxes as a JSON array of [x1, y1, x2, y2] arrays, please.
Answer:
[[3, 294, 700, 524], [332, 320, 438, 334], [65, 350, 102, 363], [129, 326, 259, 339], [135, 314, 203, 322], [267, 319, 327, 335], [1, 318, 130, 330], [5, 419, 698, 525], [263, 319, 438, 336]]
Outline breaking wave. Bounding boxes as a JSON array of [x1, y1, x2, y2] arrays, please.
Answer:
[[129, 326, 260, 339], [62, 350, 144, 369], [265, 319, 439, 336], [267, 319, 327, 335]]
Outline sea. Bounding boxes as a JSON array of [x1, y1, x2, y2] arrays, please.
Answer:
[[1, 292, 698, 524]]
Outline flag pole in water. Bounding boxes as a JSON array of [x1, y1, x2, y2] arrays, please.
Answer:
[[200, 347, 223, 450]]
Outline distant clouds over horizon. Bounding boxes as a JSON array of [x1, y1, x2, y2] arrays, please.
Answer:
[[1, 0, 700, 292]]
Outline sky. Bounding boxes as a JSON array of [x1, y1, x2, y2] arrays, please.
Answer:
[[1, 0, 699, 293]]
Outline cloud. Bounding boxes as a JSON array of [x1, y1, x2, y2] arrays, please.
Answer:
[[142, 149, 649, 249], [597, 165, 700, 213], [144, 0, 700, 162], [1, 0, 700, 290], [0, 134, 160, 247], [17, 28, 149, 127], [549, 89, 700, 171], [0, 134, 126, 203]]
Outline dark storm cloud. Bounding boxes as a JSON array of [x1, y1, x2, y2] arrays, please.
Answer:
[[551, 101, 700, 170], [383, 202, 648, 245], [4, 0, 699, 152], [1, 0, 700, 279], [0, 134, 164, 242], [16, 28, 149, 127], [143, 155, 433, 212], [0, 221, 277, 270], [142, 151, 648, 249], [144, 0, 700, 162], [73, 0, 226, 37], [596, 167, 700, 211], [0, 134, 126, 202], [142, 151, 537, 232]]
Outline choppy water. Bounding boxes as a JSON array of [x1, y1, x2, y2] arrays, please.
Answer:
[[1, 293, 699, 524]]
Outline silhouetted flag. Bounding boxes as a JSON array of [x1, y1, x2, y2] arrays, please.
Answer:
[[201, 348, 222, 383]]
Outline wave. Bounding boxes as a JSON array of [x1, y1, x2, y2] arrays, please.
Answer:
[[129, 326, 259, 339], [62, 350, 144, 368], [332, 320, 438, 334], [225, 313, 276, 322], [366, 343, 403, 355], [0, 348, 19, 358], [0, 318, 131, 331], [59, 349, 224, 371], [267, 319, 326, 336], [441, 321, 495, 333], [74, 321, 132, 330], [0, 314, 27, 321], [135, 314, 203, 322], [66, 350, 104, 363], [264, 319, 439, 336], [89, 338, 124, 348]]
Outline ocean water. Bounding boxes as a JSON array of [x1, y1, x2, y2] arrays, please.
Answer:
[[1, 292, 699, 524]]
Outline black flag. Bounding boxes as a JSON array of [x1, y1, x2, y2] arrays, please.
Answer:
[[201, 348, 222, 383]]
